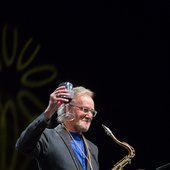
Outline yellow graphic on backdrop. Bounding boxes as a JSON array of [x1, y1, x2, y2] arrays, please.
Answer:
[[0, 24, 58, 170]]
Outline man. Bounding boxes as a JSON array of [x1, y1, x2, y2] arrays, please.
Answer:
[[15, 83, 99, 170]]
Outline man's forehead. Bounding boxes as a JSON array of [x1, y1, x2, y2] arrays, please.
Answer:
[[75, 95, 94, 105]]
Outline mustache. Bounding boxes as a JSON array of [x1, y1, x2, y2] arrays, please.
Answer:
[[82, 114, 92, 122]]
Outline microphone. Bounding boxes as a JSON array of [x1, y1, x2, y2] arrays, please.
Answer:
[[155, 163, 170, 170]]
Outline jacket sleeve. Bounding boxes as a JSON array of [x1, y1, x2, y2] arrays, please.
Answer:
[[15, 113, 49, 156]]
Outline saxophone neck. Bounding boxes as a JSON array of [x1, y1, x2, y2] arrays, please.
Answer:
[[102, 124, 124, 145], [102, 124, 113, 137], [102, 124, 136, 170]]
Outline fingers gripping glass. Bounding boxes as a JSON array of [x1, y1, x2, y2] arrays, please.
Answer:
[[70, 104, 97, 117]]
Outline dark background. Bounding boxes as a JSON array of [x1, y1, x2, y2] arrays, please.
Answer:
[[0, 1, 169, 170]]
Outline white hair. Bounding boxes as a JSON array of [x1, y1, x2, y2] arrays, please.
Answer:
[[57, 86, 94, 123]]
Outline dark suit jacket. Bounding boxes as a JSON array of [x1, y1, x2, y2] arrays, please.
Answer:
[[16, 113, 99, 170]]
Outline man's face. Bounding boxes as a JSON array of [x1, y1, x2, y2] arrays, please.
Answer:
[[69, 94, 95, 133]]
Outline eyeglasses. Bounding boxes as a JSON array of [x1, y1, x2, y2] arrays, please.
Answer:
[[69, 104, 97, 117]]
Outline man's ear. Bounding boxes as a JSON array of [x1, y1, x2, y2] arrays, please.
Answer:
[[63, 104, 75, 121], [64, 104, 70, 113]]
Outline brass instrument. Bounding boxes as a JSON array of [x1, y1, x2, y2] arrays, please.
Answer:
[[102, 124, 135, 170]]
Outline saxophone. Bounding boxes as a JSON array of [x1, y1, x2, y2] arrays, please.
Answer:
[[102, 124, 135, 170]]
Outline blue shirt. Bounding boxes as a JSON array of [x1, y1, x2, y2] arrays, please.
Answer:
[[70, 132, 87, 170]]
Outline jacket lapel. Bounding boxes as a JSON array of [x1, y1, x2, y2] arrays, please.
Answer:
[[54, 124, 82, 170]]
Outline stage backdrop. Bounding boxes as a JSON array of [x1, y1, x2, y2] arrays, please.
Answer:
[[0, 2, 169, 170]]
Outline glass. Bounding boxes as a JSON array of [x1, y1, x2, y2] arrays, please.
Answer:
[[70, 104, 97, 117], [58, 82, 74, 103]]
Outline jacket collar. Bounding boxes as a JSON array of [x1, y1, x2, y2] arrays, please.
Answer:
[[54, 124, 82, 170]]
